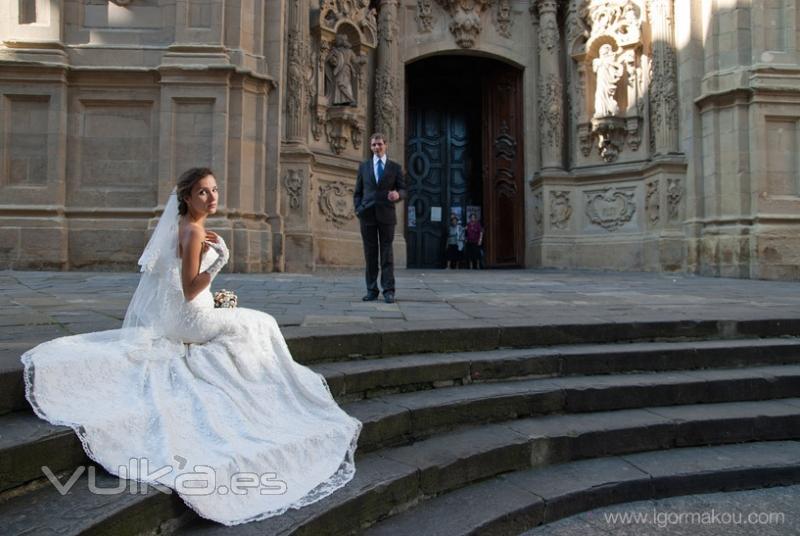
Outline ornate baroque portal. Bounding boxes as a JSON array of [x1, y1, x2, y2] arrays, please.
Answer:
[[0, 0, 798, 279]]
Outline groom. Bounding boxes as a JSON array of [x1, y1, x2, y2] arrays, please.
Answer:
[[353, 133, 406, 304]]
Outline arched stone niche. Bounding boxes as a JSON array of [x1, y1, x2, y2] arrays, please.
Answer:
[[569, 0, 650, 164], [312, 0, 378, 154]]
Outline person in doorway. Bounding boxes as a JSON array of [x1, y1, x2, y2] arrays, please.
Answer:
[[445, 213, 465, 269], [464, 212, 483, 269], [353, 133, 406, 303]]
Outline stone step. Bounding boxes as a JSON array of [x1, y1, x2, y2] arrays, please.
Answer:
[[283, 317, 800, 365], [5, 364, 800, 494], [5, 399, 800, 535], [349, 364, 800, 451], [317, 337, 800, 402], [174, 398, 800, 535], [0, 468, 186, 536], [0, 411, 86, 494], [3, 335, 799, 416], [364, 441, 800, 536], [4, 318, 796, 416]]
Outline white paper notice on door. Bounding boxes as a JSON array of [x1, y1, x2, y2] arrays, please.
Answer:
[[430, 206, 442, 222]]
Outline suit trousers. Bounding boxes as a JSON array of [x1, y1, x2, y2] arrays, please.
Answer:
[[359, 208, 395, 294]]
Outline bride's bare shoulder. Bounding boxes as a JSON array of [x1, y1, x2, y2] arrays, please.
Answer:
[[178, 221, 205, 253]]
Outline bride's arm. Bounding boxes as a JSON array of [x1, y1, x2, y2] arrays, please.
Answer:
[[180, 224, 212, 301]]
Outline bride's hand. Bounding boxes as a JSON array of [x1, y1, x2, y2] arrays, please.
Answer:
[[203, 232, 229, 277]]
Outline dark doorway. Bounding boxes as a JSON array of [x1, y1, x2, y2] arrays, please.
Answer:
[[405, 55, 524, 268]]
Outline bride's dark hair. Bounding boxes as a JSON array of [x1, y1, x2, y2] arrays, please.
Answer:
[[177, 167, 215, 215]]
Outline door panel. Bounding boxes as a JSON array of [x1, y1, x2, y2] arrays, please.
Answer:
[[483, 67, 524, 267], [406, 104, 471, 268]]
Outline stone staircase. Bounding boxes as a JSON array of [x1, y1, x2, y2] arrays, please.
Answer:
[[3, 319, 800, 535]]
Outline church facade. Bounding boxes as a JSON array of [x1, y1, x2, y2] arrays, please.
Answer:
[[1, 0, 798, 279]]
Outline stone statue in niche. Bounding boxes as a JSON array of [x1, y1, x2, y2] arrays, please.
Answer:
[[326, 34, 358, 106], [592, 43, 623, 118]]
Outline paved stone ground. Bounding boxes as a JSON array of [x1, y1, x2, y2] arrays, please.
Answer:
[[522, 484, 800, 535], [2, 268, 799, 354], [2, 267, 799, 376]]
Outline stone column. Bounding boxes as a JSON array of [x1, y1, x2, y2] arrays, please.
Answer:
[[649, 0, 679, 154], [374, 0, 399, 143], [285, 0, 310, 142], [536, 0, 564, 170]]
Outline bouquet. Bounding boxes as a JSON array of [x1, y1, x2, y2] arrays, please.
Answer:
[[213, 289, 238, 308]]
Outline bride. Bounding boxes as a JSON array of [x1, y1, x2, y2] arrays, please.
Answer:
[[21, 168, 362, 526]]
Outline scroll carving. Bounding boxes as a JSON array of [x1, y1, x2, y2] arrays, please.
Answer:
[[319, 182, 356, 227], [585, 187, 636, 231]]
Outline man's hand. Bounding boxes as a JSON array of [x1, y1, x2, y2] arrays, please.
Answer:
[[388, 190, 400, 202]]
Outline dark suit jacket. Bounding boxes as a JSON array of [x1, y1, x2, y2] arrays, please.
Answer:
[[353, 158, 407, 225]]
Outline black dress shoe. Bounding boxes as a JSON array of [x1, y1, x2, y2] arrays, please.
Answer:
[[383, 292, 395, 304], [362, 292, 379, 301]]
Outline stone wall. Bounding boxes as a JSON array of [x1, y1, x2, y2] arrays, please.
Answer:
[[1, 0, 799, 279], [0, 0, 278, 271]]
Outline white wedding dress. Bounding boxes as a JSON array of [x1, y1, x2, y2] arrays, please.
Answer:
[[20, 191, 362, 526]]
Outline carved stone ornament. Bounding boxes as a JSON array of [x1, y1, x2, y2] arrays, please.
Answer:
[[533, 191, 544, 227], [417, 0, 435, 32], [539, 12, 559, 51], [324, 108, 364, 154], [585, 187, 636, 231], [567, 0, 590, 52], [436, 0, 515, 48], [584, 0, 645, 48], [374, 64, 398, 142], [667, 178, 683, 221], [570, 0, 648, 162], [319, 181, 356, 227], [320, 0, 378, 46], [311, 1, 375, 152], [550, 191, 573, 230], [440, 0, 487, 48], [590, 116, 626, 162], [495, 0, 513, 38], [539, 74, 563, 151], [287, 31, 311, 127], [645, 179, 659, 225], [650, 42, 679, 135], [283, 170, 304, 210]]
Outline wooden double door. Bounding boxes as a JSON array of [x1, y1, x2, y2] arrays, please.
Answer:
[[405, 57, 524, 268]]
